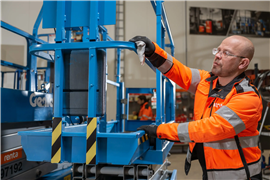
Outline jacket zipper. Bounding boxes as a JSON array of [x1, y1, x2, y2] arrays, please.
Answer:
[[208, 97, 217, 117], [200, 80, 214, 119]]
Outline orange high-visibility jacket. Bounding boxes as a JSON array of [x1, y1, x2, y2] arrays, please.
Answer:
[[138, 102, 153, 120], [147, 42, 262, 180]]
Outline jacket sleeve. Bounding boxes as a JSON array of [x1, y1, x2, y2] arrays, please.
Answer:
[[147, 42, 209, 94], [156, 92, 262, 142]]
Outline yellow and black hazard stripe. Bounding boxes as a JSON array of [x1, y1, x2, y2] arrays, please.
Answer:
[[138, 134, 149, 145], [86, 117, 97, 164], [51, 117, 62, 163]]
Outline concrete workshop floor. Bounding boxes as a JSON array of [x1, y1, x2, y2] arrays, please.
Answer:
[[167, 147, 270, 180], [168, 153, 202, 180]]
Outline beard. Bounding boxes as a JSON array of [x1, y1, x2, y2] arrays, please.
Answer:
[[211, 61, 221, 76], [211, 63, 238, 77], [211, 65, 220, 76]]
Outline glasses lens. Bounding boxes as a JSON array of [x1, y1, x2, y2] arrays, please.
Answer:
[[224, 51, 229, 58], [212, 48, 218, 55]]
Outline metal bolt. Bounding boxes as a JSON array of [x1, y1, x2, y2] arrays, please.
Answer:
[[160, 170, 164, 175], [90, 84, 94, 87], [36, 169, 41, 177], [57, 55, 60, 58]]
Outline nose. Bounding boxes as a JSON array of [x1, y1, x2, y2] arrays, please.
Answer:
[[215, 51, 222, 59]]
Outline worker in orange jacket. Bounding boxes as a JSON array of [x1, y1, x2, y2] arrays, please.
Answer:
[[129, 35, 262, 180], [137, 95, 153, 120]]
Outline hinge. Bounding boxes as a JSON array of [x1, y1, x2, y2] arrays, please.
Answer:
[[121, 99, 127, 104], [121, 114, 127, 119]]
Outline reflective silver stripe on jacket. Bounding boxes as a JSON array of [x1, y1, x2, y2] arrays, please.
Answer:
[[215, 106, 246, 134], [238, 78, 255, 92], [177, 122, 191, 142], [141, 115, 152, 119], [188, 68, 201, 94], [158, 53, 173, 74], [204, 135, 259, 150], [207, 158, 261, 180]]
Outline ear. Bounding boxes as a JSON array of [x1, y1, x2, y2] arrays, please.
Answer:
[[238, 58, 250, 70]]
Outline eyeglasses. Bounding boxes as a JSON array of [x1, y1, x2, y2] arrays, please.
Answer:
[[212, 48, 246, 59]]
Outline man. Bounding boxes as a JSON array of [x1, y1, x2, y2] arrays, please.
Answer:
[[129, 35, 262, 180], [136, 95, 153, 120]]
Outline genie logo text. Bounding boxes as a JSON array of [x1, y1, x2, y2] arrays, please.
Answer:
[[29, 93, 53, 107]]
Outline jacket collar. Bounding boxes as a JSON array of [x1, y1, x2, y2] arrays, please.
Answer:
[[206, 72, 217, 82], [141, 102, 148, 107], [208, 72, 246, 99]]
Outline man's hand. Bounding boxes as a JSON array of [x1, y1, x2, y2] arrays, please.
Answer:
[[129, 36, 155, 56], [137, 124, 158, 138]]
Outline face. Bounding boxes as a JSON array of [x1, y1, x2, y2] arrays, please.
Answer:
[[137, 98, 143, 105], [211, 38, 244, 77]]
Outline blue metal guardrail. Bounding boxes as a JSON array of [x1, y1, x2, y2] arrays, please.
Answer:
[[1, 13, 54, 123]]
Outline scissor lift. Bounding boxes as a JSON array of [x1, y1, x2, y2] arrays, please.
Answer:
[[0, 19, 62, 180], [6, 1, 178, 179]]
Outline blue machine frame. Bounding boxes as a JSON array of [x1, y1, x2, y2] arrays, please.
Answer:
[[3, 1, 179, 179]]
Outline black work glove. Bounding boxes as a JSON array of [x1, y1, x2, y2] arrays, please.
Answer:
[[137, 124, 158, 138], [129, 36, 155, 56]]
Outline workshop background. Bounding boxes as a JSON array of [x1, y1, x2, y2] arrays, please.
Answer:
[[2, 1, 270, 121], [1, 1, 270, 180]]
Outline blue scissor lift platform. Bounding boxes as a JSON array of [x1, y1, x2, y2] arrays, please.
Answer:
[[8, 1, 178, 179]]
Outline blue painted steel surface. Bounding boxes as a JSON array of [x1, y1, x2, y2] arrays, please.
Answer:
[[1, 88, 53, 123], [106, 120, 117, 133], [88, 49, 97, 118], [166, 81, 175, 122], [170, 170, 177, 180], [43, 1, 116, 29], [39, 166, 72, 180], [54, 50, 64, 117], [0, 21, 47, 44], [82, 27, 89, 42], [134, 140, 173, 165], [32, 5, 43, 38], [55, 1, 66, 42], [19, 124, 150, 165], [150, 1, 175, 51], [126, 88, 156, 94], [1, 60, 29, 70], [29, 41, 136, 57], [89, 1, 99, 41], [98, 1, 116, 25], [155, 1, 165, 152], [26, 39, 37, 91]]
